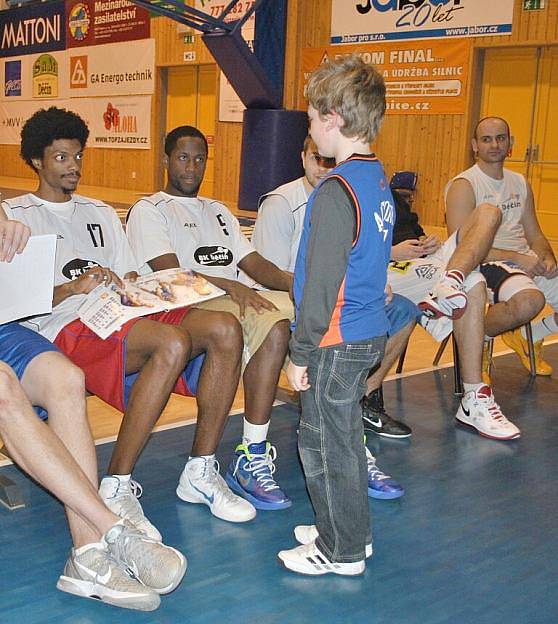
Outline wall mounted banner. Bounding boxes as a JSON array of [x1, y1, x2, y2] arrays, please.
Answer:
[[301, 39, 471, 115], [2, 38, 154, 101], [0, 95, 151, 148], [0, 0, 66, 58], [331, 0, 514, 43], [67, 37, 154, 96], [65, 0, 150, 48]]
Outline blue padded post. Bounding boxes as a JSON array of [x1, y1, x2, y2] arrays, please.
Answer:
[[202, 28, 281, 109], [238, 108, 308, 212]]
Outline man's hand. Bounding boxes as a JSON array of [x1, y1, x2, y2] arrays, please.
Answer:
[[539, 252, 558, 279], [391, 239, 425, 261], [70, 266, 124, 295], [0, 220, 31, 262], [225, 281, 278, 319], [419, 234, 442, 256], [287, 361, 310, 392], [513, 252, 548, 277]]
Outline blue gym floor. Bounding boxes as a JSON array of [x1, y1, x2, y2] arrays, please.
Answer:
[[1, 346, 558, 624]]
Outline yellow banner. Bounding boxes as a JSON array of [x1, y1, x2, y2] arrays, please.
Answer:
[[301, 38, 471, 115]]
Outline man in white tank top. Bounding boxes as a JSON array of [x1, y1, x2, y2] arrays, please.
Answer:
[[446, 116, 558, 379]]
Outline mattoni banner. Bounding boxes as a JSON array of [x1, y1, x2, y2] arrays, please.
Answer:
[[0, 0, 66, 58], [0, 95, 151, 148], [2, 38, 154, 101], [301, 39, 471, 115], [331, 0, 514, 43]]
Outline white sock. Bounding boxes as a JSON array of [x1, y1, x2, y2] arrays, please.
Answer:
[[463, 382, 485, 394], [99, 474, 131, 498], [186, 454, 215, 477], [111, 473, 131, 482], [242, 418, 269, 446], [530, 315, 558, 342], [188, 454, 215, 464]]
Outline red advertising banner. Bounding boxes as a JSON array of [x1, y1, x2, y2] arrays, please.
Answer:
[[65, 0, 150, 48], [301, 39, 471, 115]]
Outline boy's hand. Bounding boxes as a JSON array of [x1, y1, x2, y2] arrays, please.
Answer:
[[287, 362, 310, 392], [384, 283, 393, 305]]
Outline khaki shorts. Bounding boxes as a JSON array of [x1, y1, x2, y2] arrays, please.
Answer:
[[195, 290, 294, 368]]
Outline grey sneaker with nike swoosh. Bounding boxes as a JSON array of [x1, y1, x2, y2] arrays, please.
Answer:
[[103, 520, 187, 594], [176, 455, 256, 522], [57, 541, 160, 611], [361, 388, 412, 438]]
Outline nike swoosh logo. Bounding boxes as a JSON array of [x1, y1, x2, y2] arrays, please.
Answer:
[[365, 417, 382, 428], [189, 480, 215, 505], [76, 560, 112, 585], [460, 403, 470, 417]]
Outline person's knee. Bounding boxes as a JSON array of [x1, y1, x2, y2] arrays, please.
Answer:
[[473, 203, 502, 231], [152, 326, 192, 369], [262, 319, 291, 353], [204, 312, 243, 353], [0, 364, 24, 423], [52, 355, 85, 393], [388, 294, 419, 335], [508, 290, 545, 323], [466, 281, 487, 306]]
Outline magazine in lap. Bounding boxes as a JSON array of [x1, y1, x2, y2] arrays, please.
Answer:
[[78, 268, 224, 339]]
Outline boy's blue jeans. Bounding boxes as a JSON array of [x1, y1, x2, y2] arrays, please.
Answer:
[[298, 335, 386, 563]]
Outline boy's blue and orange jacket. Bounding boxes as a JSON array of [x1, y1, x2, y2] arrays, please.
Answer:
[[290, 155, 395, 366]]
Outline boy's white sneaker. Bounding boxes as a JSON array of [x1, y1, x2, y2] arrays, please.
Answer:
[[99, 476, 162, 542], [456, 385, 520, 440], [277, 541, 365, 576], [176, 456, 256, 522], [293, 525, 373, 558]]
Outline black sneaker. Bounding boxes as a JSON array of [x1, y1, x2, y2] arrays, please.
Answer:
[[361, 389, 412, 438]]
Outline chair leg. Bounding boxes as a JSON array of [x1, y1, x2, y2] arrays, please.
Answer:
[[452, 334, 464, 395], [396, 341, 408, 374], [524, 322, 537, 377], [433, 334, 451, 366]]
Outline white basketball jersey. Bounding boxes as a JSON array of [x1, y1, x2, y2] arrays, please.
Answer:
[[253, 177, 309, 272], [2, 193, 137, 341], [126, 192, 254, 280], [446, 164, 529, 254]]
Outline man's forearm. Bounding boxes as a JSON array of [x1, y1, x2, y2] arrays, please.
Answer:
[[241, 253, 292, 292], [531, 235, 556, 261], [483, 247, 523, 263], [52, 282, 74, 307]]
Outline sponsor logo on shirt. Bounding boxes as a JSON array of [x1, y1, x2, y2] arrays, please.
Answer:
[[415, 263, 439, 280], [389, 260, 411, 274], [194, 246, 233, 266], [62, 258, 100, 280], [183, 222, 197, 228], [501, 193, 521, 213]]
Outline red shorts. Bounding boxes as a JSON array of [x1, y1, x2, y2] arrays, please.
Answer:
[[54, 308, 204, 412]]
